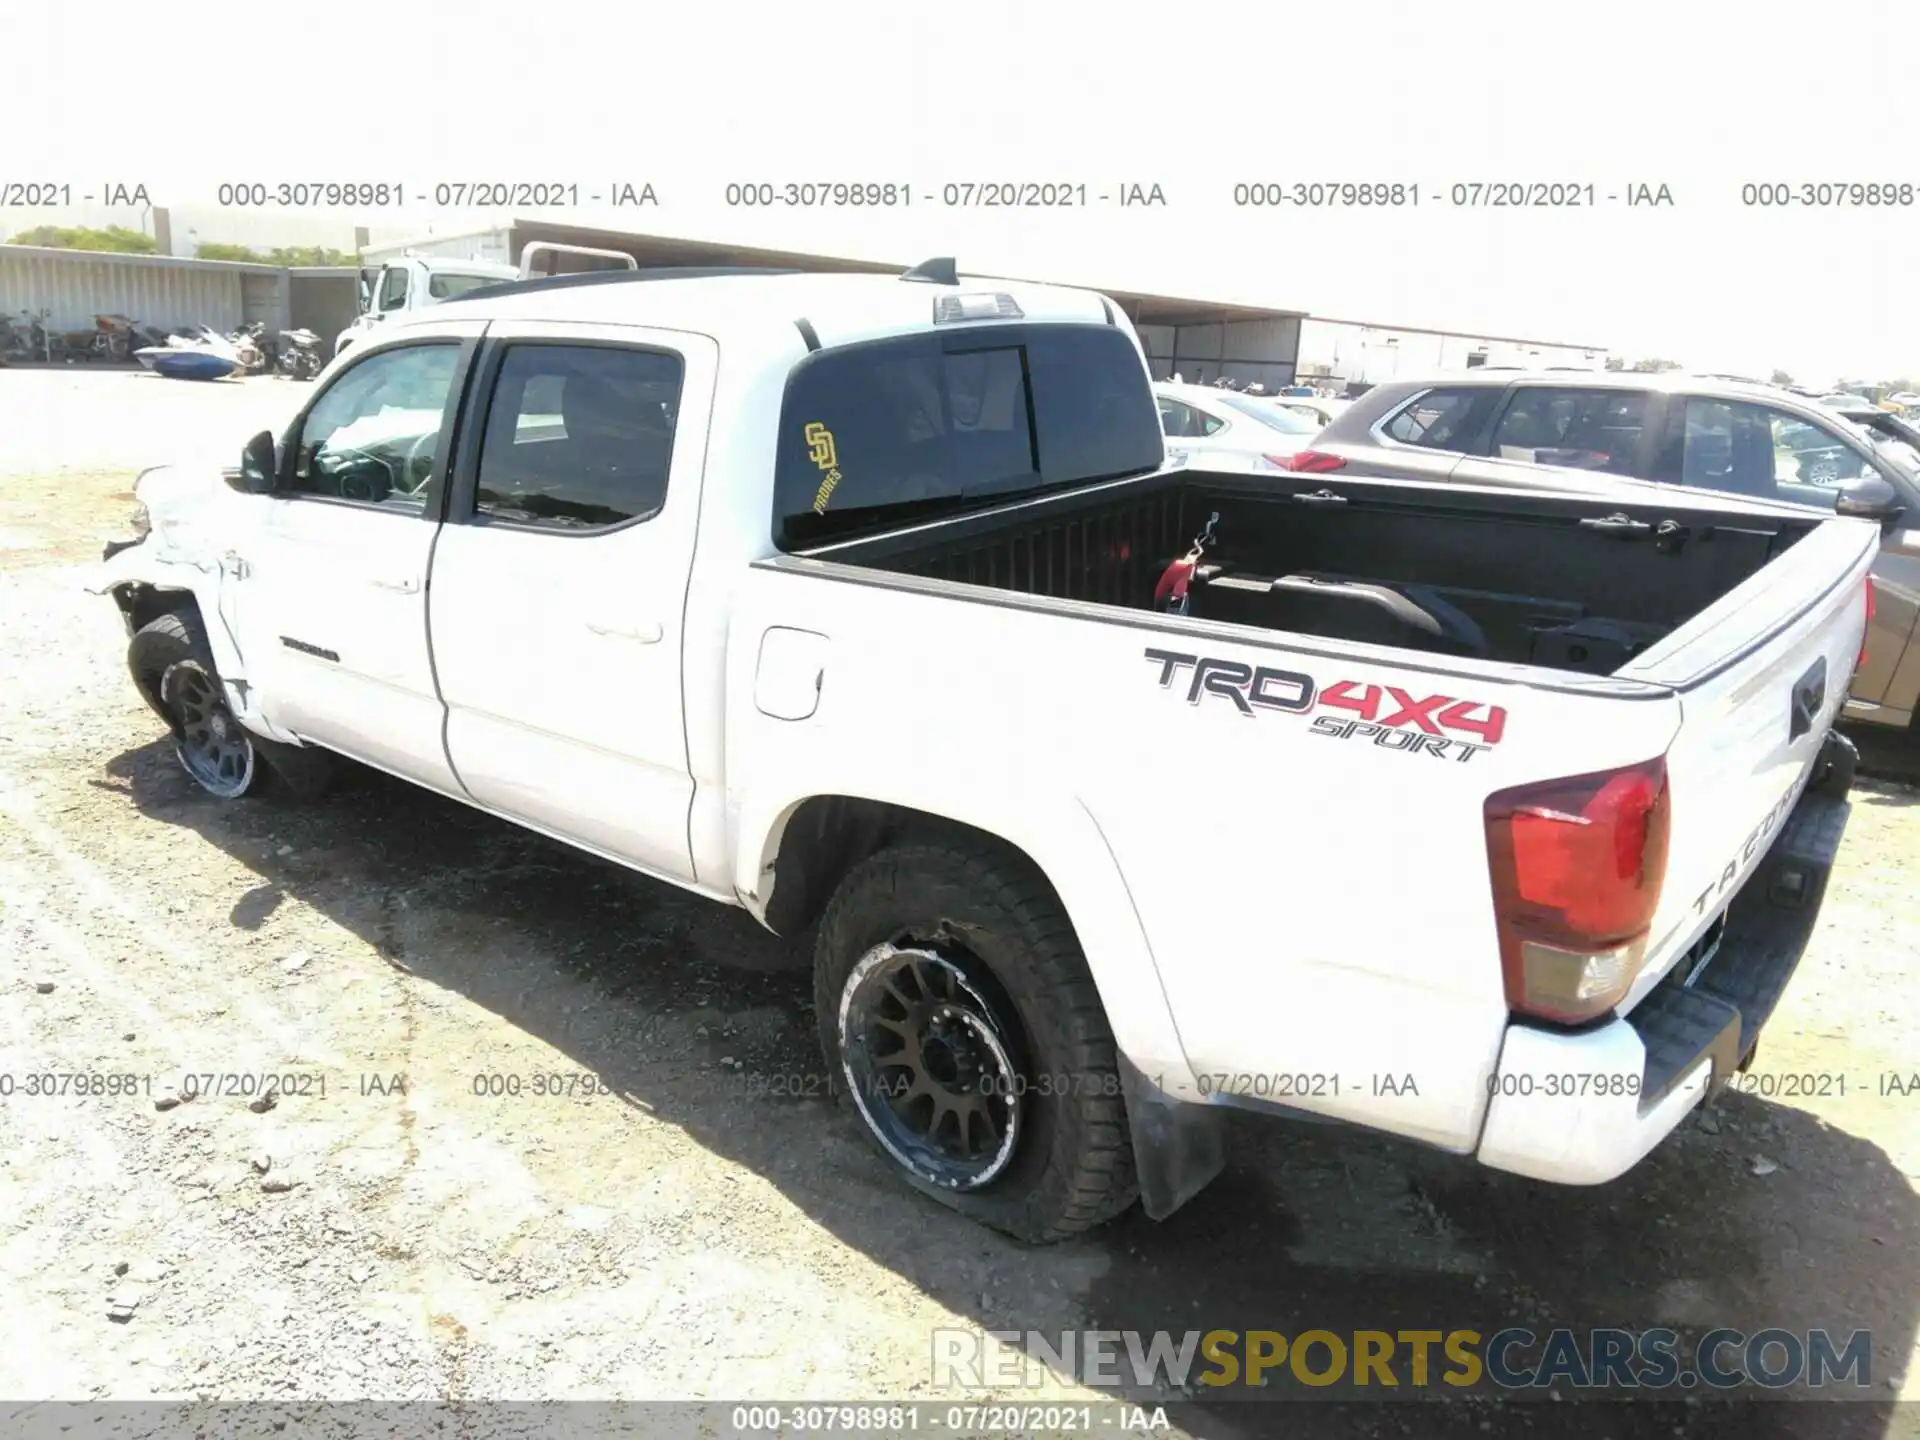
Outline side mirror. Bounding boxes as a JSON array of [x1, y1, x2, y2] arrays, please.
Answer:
[[230, 430, 278, 494], [1835, 473, 1906, 525]]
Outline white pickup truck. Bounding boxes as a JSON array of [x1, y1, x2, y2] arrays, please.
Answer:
[[93, 258, 1875, 1243], [333, 254, 520, 361], [336, 245, 640, 360]]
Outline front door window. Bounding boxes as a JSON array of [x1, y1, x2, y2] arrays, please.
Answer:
[[288, 344, 461, 508]]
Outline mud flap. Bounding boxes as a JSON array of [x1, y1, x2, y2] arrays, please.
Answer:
[[1812, 729, 1858, 797], [1120, 1057, 1225, 1220]]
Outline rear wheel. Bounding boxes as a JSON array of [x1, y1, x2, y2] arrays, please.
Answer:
[[813, 837, 1138, 1243]]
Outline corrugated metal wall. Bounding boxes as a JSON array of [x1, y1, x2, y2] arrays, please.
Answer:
[[1138, 316, 1302, 389], [289, 274, 361, 351], [239, 273, 290, 331], [1296, 319, 1607, 384], [0, 251, 246, 332]]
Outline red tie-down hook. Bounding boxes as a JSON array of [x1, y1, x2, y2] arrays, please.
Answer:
[[1154, 511, 1219, 616]]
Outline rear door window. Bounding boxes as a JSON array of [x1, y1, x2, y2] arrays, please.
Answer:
[[1671, 399, 1744, 492], [773, 324, 1163, 549], [1489, 388, 1649, 475], [1219, 394, 1318, 435], [1157, 397, 1223, 438], [1380, 387, 1498, 452], [470, 343, 683, 530]]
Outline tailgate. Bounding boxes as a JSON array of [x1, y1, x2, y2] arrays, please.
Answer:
[[1613, 517, 1878, 1009]]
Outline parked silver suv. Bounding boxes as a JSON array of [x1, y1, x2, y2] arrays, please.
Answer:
[[1297, 371, 1919, 731]]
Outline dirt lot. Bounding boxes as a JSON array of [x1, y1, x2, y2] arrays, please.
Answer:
[[2, 369, 1918, 1437]]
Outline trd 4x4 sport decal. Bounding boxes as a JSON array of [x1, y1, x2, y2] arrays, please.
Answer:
[[1143, 648, 1507, 763]]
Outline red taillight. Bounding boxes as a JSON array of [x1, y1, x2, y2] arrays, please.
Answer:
[[1484, 757, 1671, 1025], [1859, 577, 1876, 671], [1284, 450, 1348, 473]]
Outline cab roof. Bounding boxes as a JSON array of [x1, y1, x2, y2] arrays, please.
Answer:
[[1384, 368, 1805, 404], [394, 269, 1120, 352]]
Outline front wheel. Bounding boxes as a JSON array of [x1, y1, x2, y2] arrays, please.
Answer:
[[813, 837, 1138, 1243], [126, 610, 333, 800], [129, 612, 263, 798]]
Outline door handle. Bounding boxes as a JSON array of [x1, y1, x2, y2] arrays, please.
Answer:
[[586, 619, 663, 643], [371, 575, 420, 593]]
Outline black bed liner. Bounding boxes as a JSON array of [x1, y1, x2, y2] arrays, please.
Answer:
[[815, 468, 1818, 675]]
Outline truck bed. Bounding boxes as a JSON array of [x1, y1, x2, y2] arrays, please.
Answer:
[[811, 468, 1820, 676]]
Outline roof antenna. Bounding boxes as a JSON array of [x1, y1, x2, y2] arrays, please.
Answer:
[[900, 256, 958, 285]]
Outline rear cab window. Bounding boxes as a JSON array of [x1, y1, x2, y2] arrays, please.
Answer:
[[429, 271, 506, 300], [1378, 386, 1500, 452], [773, 324, 1164, 549]]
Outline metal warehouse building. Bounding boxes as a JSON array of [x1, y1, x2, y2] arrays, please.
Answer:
[[363, 219, 1607, 391], [0, 246, 360, 349]]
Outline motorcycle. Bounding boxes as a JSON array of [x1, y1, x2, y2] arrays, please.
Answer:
[[23, 309, 52, 361], [227, 321, 267, 374], [0, 311, 41, 363], [55, 323, 106, 362], [276, 328, 323, 380], [94, 314, 141, 362]]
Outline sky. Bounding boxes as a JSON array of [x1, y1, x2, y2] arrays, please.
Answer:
[[7, 0, 1920, 387]]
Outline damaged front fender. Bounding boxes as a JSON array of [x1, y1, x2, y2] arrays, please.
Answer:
[[84, 533, 283, 738]]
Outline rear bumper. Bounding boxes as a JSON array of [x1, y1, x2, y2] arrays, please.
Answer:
[[1474, 760, 1849, 1185]]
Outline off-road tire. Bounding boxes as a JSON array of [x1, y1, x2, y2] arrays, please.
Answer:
[[813, 837, 1139, 1243], [127, 610, 333, 800]]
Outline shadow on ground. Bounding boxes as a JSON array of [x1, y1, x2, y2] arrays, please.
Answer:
[[1846, 723, 1920, 787], [101, 740, 1920, 1439]]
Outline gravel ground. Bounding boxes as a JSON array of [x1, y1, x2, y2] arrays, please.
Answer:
[[2, 370, 1918, 1438]]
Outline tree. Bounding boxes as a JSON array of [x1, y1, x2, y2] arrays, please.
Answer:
[[1628, 357, 1683, 373], [189, 241, 359, 266], [1769, 369, 1794, 387], [267, 245, 359, 267], [1604, 356, 1625, 371], [4, 224, 157, 253]]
